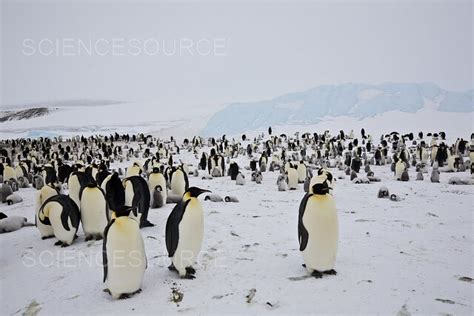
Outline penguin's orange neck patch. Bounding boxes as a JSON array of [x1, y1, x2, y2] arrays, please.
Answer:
[[183, 192, 191, 201]]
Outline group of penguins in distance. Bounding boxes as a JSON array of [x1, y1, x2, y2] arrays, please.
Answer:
[[0, 127, 473, 300]]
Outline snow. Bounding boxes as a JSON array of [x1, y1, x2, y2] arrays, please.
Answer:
[[1, 136, 473, 315]]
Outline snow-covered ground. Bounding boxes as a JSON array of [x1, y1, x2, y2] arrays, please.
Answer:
[[1, 140, 473, 315]]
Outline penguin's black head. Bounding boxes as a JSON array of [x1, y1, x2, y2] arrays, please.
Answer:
[[312, 181, 332, 195], [154, 185, 162, 192], [187, 186, 211, 198], [152, 167, 160, 173]]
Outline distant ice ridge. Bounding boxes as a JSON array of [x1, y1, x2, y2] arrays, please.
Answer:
[[201, 82, 473, 136]]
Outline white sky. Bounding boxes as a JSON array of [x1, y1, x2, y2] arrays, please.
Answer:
[[1, 0, 472, 108]]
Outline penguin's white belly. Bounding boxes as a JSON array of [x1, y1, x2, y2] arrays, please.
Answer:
[[125, 182, 134, 206], [287, 169, 298, 189], [68, 176, 81, 210], [100, 175, 111, 193], [302, 196, 338, 272], [172, 202, 203, 275], [395, 163, 404, 179], [36, 188, 57, 237], [171, 174, 185, 196], [421, 150, 429, 163], [15, 167, 25, 178], [447, 156, 455, 171], [37, 212, 54, 238], [3, 167, 16, 181], [297, 166, 306, 182], [106, 218, 146, 299], [431, 148, 438, 161], [48, 202, 76, 245], [80, 190, 107, 236]]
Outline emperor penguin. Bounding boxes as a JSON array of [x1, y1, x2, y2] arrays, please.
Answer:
[[395, 160, 406, 180], [298, 174, 338, 278], [103, 206, 146, 299], [35, 184, 59, 239], [166, 187, 210, 279], [68, 171, 93, 210], [126, 162, 142, 178], [170, 166, 189, 197], [38, 194, 80, 247], [80, 183, 109, 240], [124, 176, 154, 228], [148, 168, 167, 208], [228, 162, 239, 180], [309, 169, 334, 193], [286, 167, 299, 190], [101, 172, 125, 215], [297, 161, 307, 183], [446, 153, 456, 172], [3, 165, 16, 181]]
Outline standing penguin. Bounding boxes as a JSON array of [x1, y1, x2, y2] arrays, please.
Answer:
[[38, 194, 80, 247], [35, 184, 58, 239], [298, 175, 338, 278], [297, 161, 307, 183], [228, 162, 239, 180], [287, 167, 299, 190], [68, 171, 93, 210], [151, 185, 165, 208], [170, 167, 189, 197], [148, 168, 167, 208], [166, 187, 210, 279], [80, 183, 109, 240], [3, 165, 17, 181], [126, 162, 142, 177], [395, 160, 406, 180], [431, 167, 440, 183], [124, 176, 154, 228], [103, 206, 146, 299]]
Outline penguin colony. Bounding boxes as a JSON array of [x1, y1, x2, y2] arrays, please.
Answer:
[[0, 129, 473, 299]]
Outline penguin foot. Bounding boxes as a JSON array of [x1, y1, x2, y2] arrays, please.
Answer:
[[118, 293, 131, 300], [181, 273, 196, 280], [311, 270, 323, 279], [168, 264, 178, 272], [186, 266, 196, 275], [119, 288, 142, 299], [61, 243, 70, 248], [95, 235, 103, 241], [42, 235, 54, 240], [323, 269, 337, 275], [54, 241, 63, 246], [74, 234, 79, 240], [85, 235, 93, 241], [103, 288, 111, 295], [302, 264, 306, 268]]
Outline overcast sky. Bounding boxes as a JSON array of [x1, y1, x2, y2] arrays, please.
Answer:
[[1, 0, 472, 107]]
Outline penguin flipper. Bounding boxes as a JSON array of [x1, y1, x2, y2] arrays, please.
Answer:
[[298, 193, 311, 251], [165, 200, 190, 257], [184, 171, 189, 191], [103, 219, 115, 283]]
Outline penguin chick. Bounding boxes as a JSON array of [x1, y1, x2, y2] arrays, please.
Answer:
[[224, 196, 239, 203], [204, 194, 224, 202], [6, 193, 23, 205]]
